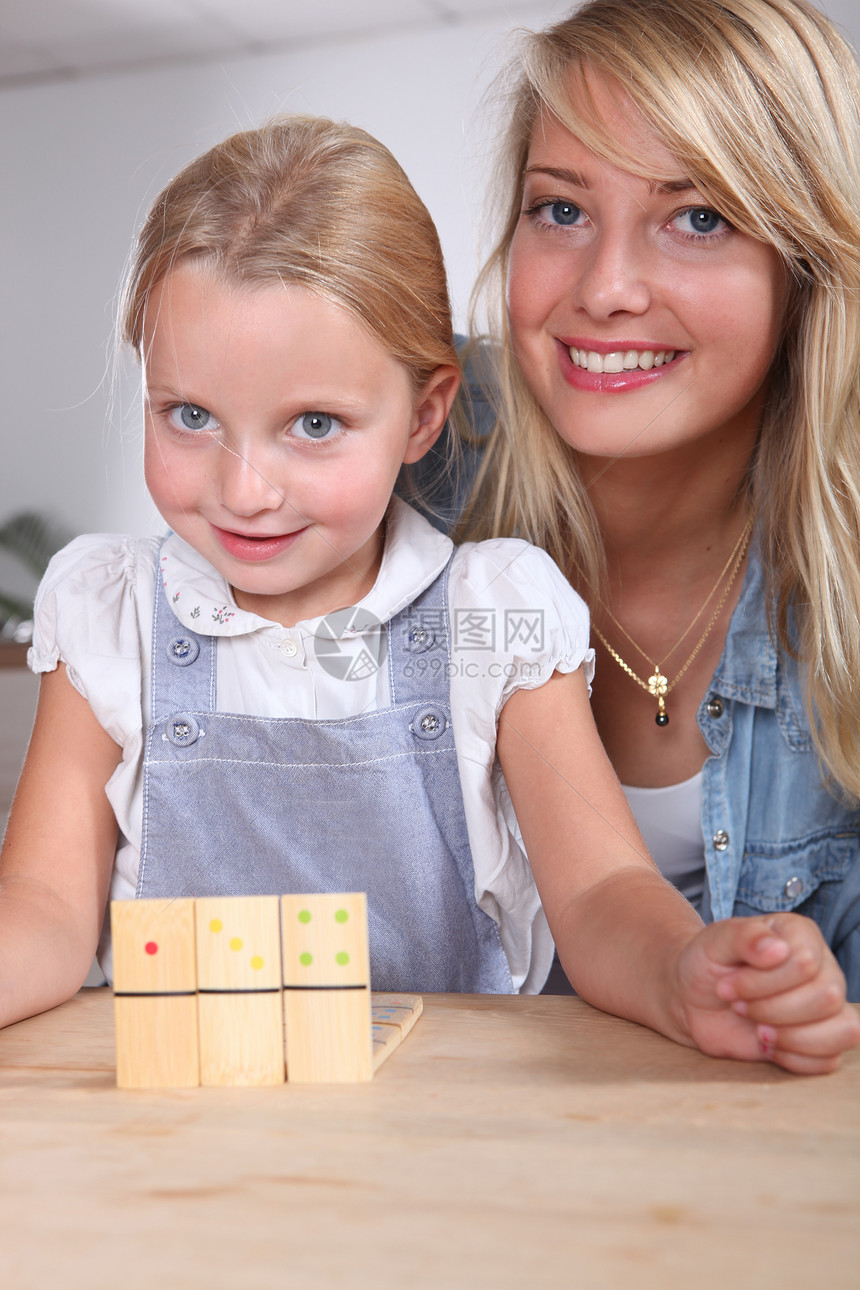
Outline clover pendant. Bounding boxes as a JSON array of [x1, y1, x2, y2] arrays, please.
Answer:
[[647, 670, 668, 698]]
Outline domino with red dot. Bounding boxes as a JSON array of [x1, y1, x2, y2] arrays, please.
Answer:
[[111, 898, 200, 1088]]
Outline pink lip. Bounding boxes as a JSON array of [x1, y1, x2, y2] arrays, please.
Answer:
[[556, 340, 687, 393], [211, 524, 307, 562]]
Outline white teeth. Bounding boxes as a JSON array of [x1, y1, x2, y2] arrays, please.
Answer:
[[569, 347, 676, 373]]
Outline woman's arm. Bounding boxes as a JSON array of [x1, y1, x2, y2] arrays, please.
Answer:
[[497, 667, 860, 1070], [0, 664, 121, 1028]]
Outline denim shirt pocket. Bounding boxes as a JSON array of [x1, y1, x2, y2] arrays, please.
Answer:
[[734, 827, 857, 915]]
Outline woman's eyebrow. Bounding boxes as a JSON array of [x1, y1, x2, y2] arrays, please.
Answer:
[[523, 164, 699, 197], [524, 164, 590, 187]]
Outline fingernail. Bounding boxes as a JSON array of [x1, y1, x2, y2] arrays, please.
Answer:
[[757, 1024, 777, 1057], [716, 978, 737, 1002], [755, 935, 787, 955], [731, 999, 748, 1017]]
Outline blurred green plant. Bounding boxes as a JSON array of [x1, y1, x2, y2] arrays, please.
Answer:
[[0, 511, 73, 640]]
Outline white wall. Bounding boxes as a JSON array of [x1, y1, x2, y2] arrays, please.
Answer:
[[0, 0, 858, 548], [0, 3, 569, 547]]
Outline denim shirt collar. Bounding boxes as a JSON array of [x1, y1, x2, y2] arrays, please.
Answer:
[[709, 540, 778, 709]]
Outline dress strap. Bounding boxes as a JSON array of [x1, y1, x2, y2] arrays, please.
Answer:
[[387, 556, 454, 708], [149, 540, 217, 721]]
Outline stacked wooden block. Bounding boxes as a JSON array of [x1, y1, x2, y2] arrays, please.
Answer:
[[111, 893, 421, 1088]]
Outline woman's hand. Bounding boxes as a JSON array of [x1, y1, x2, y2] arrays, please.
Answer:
[[674, 914, 860, 1073]]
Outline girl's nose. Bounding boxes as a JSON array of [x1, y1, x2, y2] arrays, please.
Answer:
[[216, 441, 285, 517], [572, 231, 652, 320]]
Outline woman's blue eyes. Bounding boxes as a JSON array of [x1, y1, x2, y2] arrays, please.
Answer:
[[290, 412, 343, 441], [528, 199, 727, 239], [169, 403, 219, 434], [531, 200, 584, 227], [674, 207, 726, 237]]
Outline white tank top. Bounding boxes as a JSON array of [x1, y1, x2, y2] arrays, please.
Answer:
[[621, 771, 706, 910]]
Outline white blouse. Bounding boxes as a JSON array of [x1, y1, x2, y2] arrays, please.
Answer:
[[30, 497, 594, 993]]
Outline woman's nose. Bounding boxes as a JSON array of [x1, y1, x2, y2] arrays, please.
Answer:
[[216, 440, 285, 517], [572, 230, 652, 320]]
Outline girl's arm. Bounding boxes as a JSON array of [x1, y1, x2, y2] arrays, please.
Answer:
[[0, 664, 121, 1028], [497, 667, 860, 1072]]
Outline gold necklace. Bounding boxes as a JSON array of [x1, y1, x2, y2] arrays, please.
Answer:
[[591, 518, 753, 727]]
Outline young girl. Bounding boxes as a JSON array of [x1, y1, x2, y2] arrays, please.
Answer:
[[1, 115, 856, 1073], [458, 0, 860, 1001]]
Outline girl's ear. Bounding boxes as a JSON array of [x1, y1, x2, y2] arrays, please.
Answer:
[[402, 364, 461, 464]]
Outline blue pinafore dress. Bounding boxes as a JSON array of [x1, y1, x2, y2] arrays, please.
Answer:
[[136, 549, 513, 993]]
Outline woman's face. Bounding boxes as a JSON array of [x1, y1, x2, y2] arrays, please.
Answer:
[[506, 76, 787, 468]]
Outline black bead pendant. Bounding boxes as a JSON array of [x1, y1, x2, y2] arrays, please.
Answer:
[[655, 710, 669, 727]]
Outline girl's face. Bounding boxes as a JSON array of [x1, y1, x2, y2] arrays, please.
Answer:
[[142, 266, 456, 627], [506, 76, 787, 470]]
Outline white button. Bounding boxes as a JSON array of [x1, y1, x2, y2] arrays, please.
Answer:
[[783, 876, 804, 900], [280, 638, 298, 658]]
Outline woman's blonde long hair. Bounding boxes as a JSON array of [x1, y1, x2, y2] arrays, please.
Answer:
[[462, 0, 860, 798]]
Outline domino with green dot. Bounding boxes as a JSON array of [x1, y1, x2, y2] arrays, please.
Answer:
[[280, 893, 372, 1082]]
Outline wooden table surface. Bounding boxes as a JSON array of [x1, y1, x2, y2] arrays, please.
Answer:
[[1, 990, 857, 1290]]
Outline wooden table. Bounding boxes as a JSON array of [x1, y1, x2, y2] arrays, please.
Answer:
[[1, 991, 857, 1289]]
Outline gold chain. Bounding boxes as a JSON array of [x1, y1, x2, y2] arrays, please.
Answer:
[[591, 518, 753, 727]]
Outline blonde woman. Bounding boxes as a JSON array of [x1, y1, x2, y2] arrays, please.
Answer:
[[458, 0, 860, 1000]]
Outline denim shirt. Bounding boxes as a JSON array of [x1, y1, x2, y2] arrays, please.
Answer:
[[699, 543, 860, 996], [407, 342, 860, 999]]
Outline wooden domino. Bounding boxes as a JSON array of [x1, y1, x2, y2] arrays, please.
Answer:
[[112, 897, 423, 1088], [371, 994, 424, 1073], [280, 893, 373, 1083], [112, 898, 199, 1088], [195, 895, 285, 1086]]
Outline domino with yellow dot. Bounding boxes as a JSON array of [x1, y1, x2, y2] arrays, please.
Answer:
[[111, 898, 200, 1088], [195, 895, 285, 1086], [280, 892, 373, 1083]]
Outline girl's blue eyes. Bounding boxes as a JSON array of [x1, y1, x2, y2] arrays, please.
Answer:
[[167, 405, 343, 442], [170, 404, 219, 434], [290, 411, 343, 441]]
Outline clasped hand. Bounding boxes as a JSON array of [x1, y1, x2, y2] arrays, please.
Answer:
[[676, 914, 860, 1074]]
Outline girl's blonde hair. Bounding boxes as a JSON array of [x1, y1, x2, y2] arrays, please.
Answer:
[[462, 0, 860, 798], [122, 115, 457, 394]]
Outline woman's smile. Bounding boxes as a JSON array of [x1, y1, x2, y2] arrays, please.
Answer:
[[557, 339, 687, 392]]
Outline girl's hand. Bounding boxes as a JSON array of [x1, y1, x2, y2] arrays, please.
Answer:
[[675, 915, 860, 1074]]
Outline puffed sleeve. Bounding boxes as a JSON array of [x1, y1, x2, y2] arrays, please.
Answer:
[[446, 538, 595, 992], [448, 537, 593, 711], [28, 534, 154, 749]]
